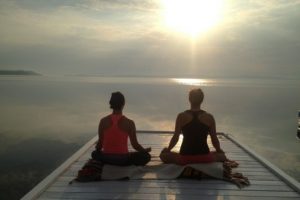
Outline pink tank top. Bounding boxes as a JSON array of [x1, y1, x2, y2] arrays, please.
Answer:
[[102, 114, 128, 154]]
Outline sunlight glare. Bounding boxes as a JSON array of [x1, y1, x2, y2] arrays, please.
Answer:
[[171, 78, 211, 86], [162, 0, 224, 37]]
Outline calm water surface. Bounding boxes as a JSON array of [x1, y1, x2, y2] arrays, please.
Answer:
[[0, 75, 299, 199]]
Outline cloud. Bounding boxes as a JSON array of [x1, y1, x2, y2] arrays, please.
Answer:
[[81, 0, 160, 12], [0, 0, 299, 78], [0, 0, 163, 46], [0, 0, 162, 74], [0, 3, 118, 45]]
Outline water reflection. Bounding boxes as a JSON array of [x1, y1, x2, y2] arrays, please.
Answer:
[[0, 75, 299, 199], [171, 78, 213, 86], [0, 136, 80, 200]]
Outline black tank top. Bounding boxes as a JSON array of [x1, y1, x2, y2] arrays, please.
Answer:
[[180, 110, 210, 155]]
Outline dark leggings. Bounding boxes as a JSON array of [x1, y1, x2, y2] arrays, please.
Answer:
[[91, 150, 151, 166]]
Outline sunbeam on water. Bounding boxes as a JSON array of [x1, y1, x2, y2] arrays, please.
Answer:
[[171, 78, 214, 86]]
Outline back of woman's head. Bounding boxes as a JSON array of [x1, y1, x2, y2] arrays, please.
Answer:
[[109, 91, 125, 110], [189, 88, 204, 105]]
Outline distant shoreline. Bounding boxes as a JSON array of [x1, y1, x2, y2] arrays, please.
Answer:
[[0, 70, 41, 76]]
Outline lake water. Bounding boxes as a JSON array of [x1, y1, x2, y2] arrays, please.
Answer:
[[0, 75, 300, 199]]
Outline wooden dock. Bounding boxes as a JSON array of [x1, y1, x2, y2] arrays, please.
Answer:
[[22, 131, 300, 200]]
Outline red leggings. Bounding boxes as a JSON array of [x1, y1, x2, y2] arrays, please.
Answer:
[[178, 153, 214, 165]]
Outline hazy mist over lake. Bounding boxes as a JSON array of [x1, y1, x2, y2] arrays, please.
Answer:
[[1, 75, 299, 199]]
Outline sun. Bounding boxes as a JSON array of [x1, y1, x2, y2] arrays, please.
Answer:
[[161, 0, 224, 37]]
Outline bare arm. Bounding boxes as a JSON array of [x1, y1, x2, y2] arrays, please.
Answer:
[[96, 119, 104, 151], [128, 120, 151, 152], [166, 114, 181, 151], [208, 114, 223, 153]]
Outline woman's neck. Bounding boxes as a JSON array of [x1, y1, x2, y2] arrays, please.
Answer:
[[112, 110, 122, 115], [190, 105, 201, 111]]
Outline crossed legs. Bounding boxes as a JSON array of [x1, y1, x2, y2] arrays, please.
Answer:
[[159, 150, 228, 165], [92, 150, 151, 166]]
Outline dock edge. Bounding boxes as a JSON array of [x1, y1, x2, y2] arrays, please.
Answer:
[[224, 132, 300, 193], [21, 136, 98, 200]]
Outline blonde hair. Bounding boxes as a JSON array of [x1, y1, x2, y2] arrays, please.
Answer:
[[189, 88, 204, 105]]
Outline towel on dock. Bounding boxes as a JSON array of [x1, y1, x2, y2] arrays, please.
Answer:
[[101, 162, 249, 188], [101, 163, 224, 180], [73, 159, 249, 188]]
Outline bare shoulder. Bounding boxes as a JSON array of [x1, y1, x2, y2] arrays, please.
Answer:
[[204, 111, 214, 119], [119, 115, 135, 131], [177, 111, 186, 118], [121, 116, 134, 124], [176, 112, 186, 122], [201, 111, 215, 124], [100, 115, 111, 123], [177, 111, 193, 126], [99, 115, 112, 130]]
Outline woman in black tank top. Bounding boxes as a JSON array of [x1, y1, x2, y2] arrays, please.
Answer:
[[180, 110, 210, 155], [160, 88, 230, 165]]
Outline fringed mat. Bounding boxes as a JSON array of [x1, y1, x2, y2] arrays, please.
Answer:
[[73, 159, 250, 188], [101, 163, 223, 180]]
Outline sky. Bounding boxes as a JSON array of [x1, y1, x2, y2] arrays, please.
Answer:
[[0, 0, 300, 78]]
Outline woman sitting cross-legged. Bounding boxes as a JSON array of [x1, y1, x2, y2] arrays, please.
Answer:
[[92, 91, 151, 166], [160, 88, 237, 167]]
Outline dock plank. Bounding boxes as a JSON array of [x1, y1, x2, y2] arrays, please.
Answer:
[[21, 132, 300, 200]]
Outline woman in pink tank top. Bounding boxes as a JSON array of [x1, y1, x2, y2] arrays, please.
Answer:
[[92, 92, 151, 166]]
